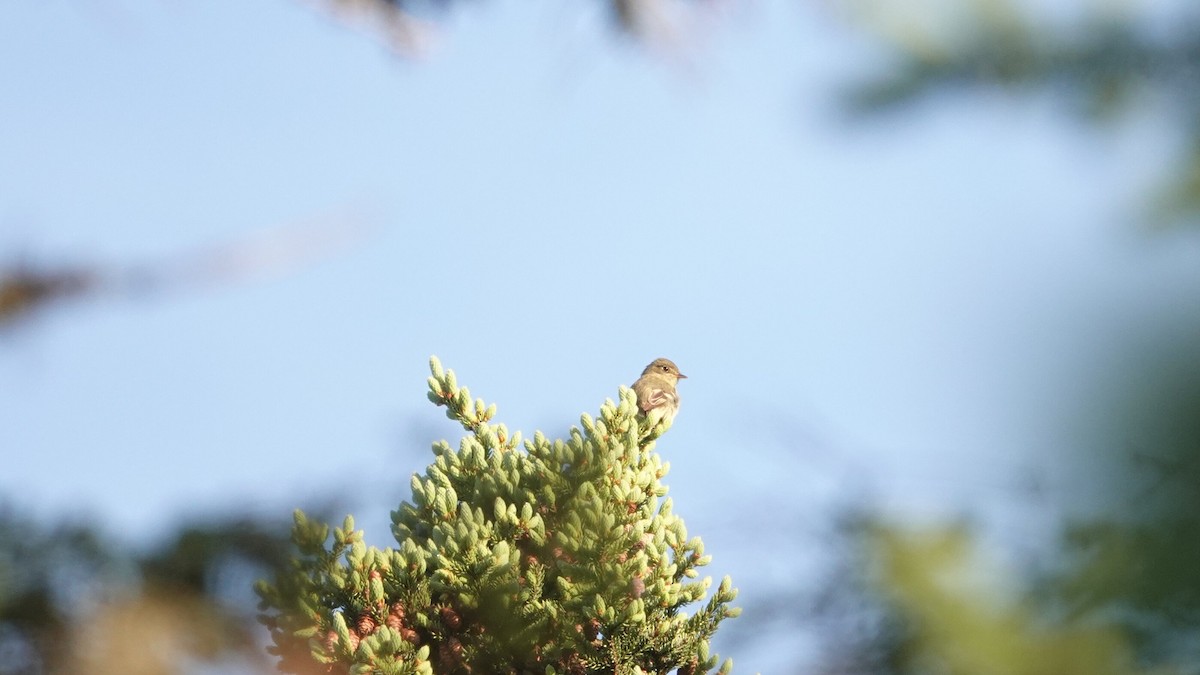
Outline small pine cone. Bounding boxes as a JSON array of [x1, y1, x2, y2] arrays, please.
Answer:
[[438, 637, 464, 667], [369, 569, 382, 580], [630, 577, 646, 598], [400, 627, 420, 644], [346, 632, 361, 651], [386, 602, 406, 630], [617, 552, 628, 563], [356, 614, 377, 636], [583, 618, 601, 641], [322, 630, 339, 653], [565, 653, 587, 675], [440, 606, 462, 631]]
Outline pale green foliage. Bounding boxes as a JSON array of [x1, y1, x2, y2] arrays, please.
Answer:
[[258, 356, 738, 675], [869, 526, 1156, 675]]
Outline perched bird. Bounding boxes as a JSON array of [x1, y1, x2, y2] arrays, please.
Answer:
[[632, 358, 687, 431]]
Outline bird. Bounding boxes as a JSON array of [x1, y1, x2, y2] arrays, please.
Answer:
[[632, 358, 687, 432]]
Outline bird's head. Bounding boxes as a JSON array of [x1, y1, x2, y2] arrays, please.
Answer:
[[642, 357, 687, 382]]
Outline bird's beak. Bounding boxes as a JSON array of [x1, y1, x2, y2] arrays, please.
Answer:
[[677, 373, 688, 379]]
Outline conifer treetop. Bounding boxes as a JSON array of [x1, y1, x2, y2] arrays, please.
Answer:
[[258, 356, 739, 675]]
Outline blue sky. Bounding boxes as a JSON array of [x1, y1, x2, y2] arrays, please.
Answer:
[[3, 1, 1200, 671]]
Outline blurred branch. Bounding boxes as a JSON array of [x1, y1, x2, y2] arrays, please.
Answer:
[[306, 0, 441, 56], [0, 216, 368, 331], [306, 0, 714, 54], [0, 265, 98, 329]]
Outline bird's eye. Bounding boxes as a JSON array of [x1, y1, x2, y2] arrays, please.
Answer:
[[661, 365, 670, 371]]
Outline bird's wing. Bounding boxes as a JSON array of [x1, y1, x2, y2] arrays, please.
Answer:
[[635, 384, 674, 412]]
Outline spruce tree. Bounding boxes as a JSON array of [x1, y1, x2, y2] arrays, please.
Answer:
[[257, 357, 739, 675]]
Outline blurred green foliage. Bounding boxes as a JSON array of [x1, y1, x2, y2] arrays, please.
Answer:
[[847, 0, 1200, 223], [822, 5, 1200, 664], [869, 526, 1143, 675], [817, 300, 1200, 673], [0, 508, 291, 674], [1040, 321, 1200, 669]]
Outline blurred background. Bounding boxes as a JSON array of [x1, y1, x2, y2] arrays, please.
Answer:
[[2, 0, 1200, 673]]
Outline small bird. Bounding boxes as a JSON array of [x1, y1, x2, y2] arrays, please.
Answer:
[[632, 357, 687, 431]]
